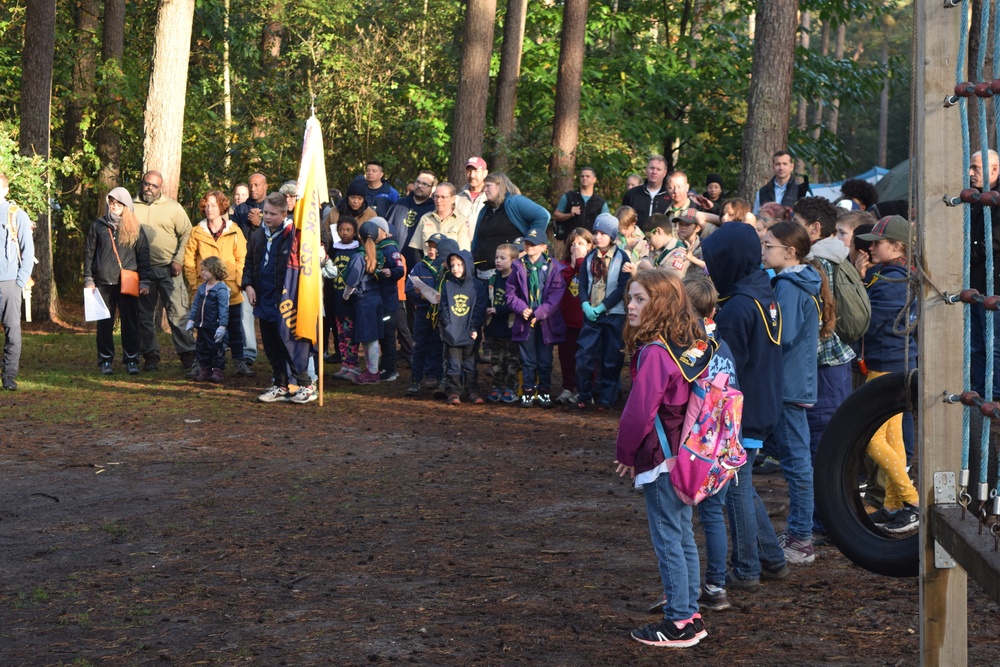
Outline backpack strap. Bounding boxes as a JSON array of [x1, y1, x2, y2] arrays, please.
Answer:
[[636, 338, 678, 461], [7, 204, 21, 267]]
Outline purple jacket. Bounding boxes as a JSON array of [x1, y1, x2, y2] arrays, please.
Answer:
[[616, 344, 693, 475], [505, 256, 568, 344]]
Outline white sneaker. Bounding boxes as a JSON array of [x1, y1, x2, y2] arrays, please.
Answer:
[[289, 384, 318, 404], [258, 385, 290, 403], [556, 389, 574, 404]]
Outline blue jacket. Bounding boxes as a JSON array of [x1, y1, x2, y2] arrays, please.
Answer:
[[772, 264, 822, 404], [375, 238, 405, 312], [438, 251, 487, 347], [0, 200, 34, 287], [189, 281, 230, 329], [406, 255, 439, 314], [577, 245, 631, 316], [701, 222, 783, 441], [863, 261, 917, 373], [473, 194, 550, 251], [243, 221, 293, 322]]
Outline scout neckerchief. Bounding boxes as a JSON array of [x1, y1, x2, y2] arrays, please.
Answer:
[[591, 246, 612, 283], [525, 252, 548, 308]]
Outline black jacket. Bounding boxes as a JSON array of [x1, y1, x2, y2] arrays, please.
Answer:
[[621, 182, 671, 230], [83, 215, 151, 289], [438, 251, 487, 347], [557, 191, 606, 239], [970, 191, 1000, 293], [242, 223, 294, 294]]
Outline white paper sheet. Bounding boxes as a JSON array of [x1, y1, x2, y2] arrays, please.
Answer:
[[84, 288, 111, 321], [407, 275, 440, 304]]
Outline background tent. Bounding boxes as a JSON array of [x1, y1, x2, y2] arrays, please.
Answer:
[[874, 160, 910, 202]]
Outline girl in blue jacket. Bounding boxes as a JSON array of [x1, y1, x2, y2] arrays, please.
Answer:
[[342, 220, 385, 385], [761, 221, 835, 565], [854, 215, 920, 534]]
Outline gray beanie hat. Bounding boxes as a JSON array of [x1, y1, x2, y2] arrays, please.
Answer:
[[107, 187, 135, 212], [371, 216, 391, 236], [592, 212, 619, 238]]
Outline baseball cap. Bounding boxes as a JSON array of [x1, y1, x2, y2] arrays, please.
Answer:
[[673, 212, 699, 225], [465, 157, 487, 170], [856, 215, 909, 243]]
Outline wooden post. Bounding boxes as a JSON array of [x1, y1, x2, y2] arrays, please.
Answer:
[[915, 0, 969, 663]]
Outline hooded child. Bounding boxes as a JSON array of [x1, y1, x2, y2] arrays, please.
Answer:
[[700, 221, 789, 587], [438, 250, 488, 404]]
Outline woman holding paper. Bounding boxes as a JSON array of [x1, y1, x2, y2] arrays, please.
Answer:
[[83, 187, 151, 376]]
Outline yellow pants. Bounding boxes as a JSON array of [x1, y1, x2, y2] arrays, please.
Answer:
[[865, 371, 919, 509]]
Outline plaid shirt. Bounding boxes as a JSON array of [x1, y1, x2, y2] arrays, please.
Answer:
[[816, 257, 857, 366]]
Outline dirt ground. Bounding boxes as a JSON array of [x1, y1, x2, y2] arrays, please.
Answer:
[[1, 326, 998, 666]]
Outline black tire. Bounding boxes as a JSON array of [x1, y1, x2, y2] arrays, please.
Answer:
[[815, 371, 919, 577]]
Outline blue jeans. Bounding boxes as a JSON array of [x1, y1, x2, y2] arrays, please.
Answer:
[[725, 445, 786, 581], [697, 482, 730, 589], [574, 314, 625, 406], [240, 295, 258, 363], [410, 309, 442, 383], [224, 304, 245, 361], [768, 404, 814, 541], [806, 362, 851, 533], [519, 326, 554, 392], [643, 471, 700, 621], [970, 302, 1000, 398]]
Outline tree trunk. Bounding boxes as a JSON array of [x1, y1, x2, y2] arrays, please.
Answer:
[[548, 0, 589, 202], [96, 0, 125, 203], [825, 22, 845, 136], [878, 17, 889, 168], [968, 0, 983, 147], [223, 0, 233, 170], [795, 10, 810, 175], [143, 0, 197, 200], [447, 0, 497, 185], [736, 0, 798, 200], [19, 0, 57, 322], [492, 0, 527, 172], [58, 0, 99, 291], [809, 19, 830, 181]]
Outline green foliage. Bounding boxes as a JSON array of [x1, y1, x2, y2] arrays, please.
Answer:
[[0, 0, 913, 301]]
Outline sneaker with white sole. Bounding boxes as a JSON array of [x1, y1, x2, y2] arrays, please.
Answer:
[[289, 384, 318, 403], [630, 618, 700, 648], [258, 385, 290, 403], [882, 504, 919, 534], [778, 532, 815, 564], [698, 584, 731, 611], [555, 388, 574, 404]]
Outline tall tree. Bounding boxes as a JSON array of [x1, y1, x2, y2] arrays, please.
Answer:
[[143, 0, 197, 199], [19, 0, 57, 321], [877, 17, 890, 168], [493, 0, 528, 172], [58, 0, 100, 289], [795, 10, 810, 176], [547, 0, 589, 201], [736, 0, 798, 199], [447, 0, 497, 185], [96, 0, 125, 202]]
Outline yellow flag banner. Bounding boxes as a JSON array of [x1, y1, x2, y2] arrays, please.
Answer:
[[292, 116, 328, 342]]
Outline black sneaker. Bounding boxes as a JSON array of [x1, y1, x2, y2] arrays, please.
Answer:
[[691, 613, 708, 640], [630, 618, 700, 648], [647, 593, 668, 614], [405, 381, 421, 397], [883, 504, 919, 534], [536, 392, 554, 408], [380, 370, 399, 382], [433, 382, 448, 400], [126, 361, 140, 375], [2, 376, 17, 391], [100, 361, 113, 375], [867, 506, 899, 525], [142, 355, 160, 372], [699, 584, 731, 611]]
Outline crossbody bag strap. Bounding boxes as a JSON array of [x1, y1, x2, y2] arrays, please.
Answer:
[[108, 228, 124, 269], [7, 205, 21, 267]]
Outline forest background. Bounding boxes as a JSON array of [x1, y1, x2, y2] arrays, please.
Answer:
[[0, 0, 913, 322]]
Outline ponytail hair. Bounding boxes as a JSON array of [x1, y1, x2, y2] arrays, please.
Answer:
[[117, 207, 141, 247], [363, 237, 378, 274]]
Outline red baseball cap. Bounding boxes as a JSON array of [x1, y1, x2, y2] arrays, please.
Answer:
[[465, 157, 487, 170]]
